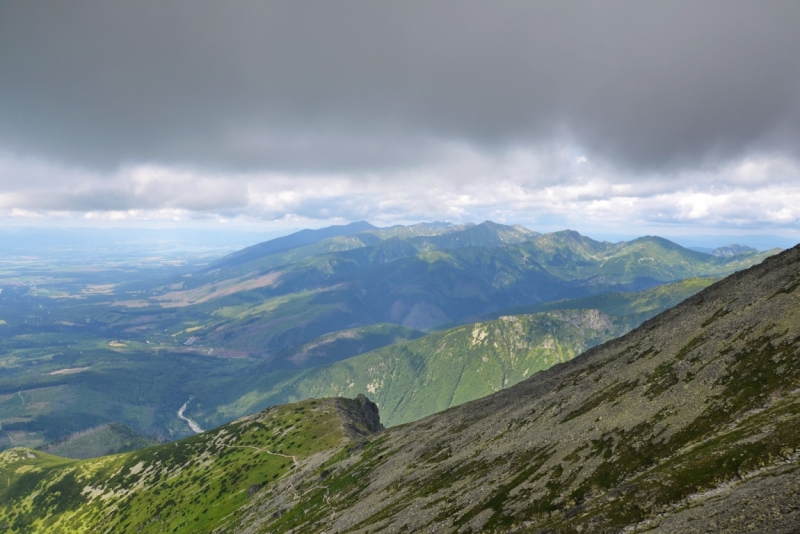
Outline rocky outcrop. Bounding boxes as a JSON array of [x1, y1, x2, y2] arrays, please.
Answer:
[[335, 393, 384, 440]]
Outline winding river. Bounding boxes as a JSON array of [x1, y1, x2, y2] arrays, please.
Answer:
[[177, 398, 203, 434]]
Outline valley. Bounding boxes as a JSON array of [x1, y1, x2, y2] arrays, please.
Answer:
[[0, 222, 779, 454]]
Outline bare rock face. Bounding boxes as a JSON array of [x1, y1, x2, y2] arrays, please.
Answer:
[[335, 393, 384, 440], [237, 244, 800, 533]]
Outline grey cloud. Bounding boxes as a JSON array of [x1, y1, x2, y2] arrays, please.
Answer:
[[13, 186, 241, 212], [1, 1, 799, 174], [0, 166, 249, 212]]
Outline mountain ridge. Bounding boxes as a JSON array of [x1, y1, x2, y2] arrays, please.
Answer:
[[228, 243, 800, 533], [211, 220, 377, 269], [195, 308, 628, 429]]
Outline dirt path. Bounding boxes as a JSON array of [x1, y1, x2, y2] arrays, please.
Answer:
[[184, 444, 300, 500], [226, 444, 299, 466]]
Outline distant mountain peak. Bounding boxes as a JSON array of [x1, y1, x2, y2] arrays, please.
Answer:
[[548, 228, 588, 240], [210, 220, 378, 269], [418, 221, 454, 228], [631, 234, 680, 245], [711, 243, 758, 257]]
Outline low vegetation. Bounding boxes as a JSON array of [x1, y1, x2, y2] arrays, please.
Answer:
[[0, 397, 377, 533]]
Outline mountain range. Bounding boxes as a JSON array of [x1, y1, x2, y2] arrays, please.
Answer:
[[114, 221, 775, 357], [0, 221, 781, 455], [1, 240, 798, 532]]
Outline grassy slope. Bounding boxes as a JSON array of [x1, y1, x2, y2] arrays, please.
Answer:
[[199, 310, 628, 428], [487, 276, 719, 324], [209, 221, 377, 270], [201, 233, 382, 280], [269, 323, 425, 370], [44, 423, 157, 459], [364, 222, 473, 239], [0, 397, 362, 534]]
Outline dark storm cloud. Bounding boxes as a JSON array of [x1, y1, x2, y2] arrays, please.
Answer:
[[1, 1, 799, 172]]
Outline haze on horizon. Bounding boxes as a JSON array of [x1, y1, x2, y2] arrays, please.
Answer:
[[1, 1, 800, 240]]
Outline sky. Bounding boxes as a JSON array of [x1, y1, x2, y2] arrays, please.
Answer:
[[1, 1, 800, 240]]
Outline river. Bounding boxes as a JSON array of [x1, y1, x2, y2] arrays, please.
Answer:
[[177, 398, 203, 434]]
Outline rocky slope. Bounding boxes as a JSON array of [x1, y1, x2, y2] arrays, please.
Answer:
[[225, 244, 800, 533]]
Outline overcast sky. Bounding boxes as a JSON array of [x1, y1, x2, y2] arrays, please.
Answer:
[[1, 1, 800, 237]]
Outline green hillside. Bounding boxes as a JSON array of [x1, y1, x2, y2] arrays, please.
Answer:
[[199, 309, 629, 428], [269, 323, 425, 370], [44, 423, 157, 459], [210, 220, 377, 269], [365, 221, 474, 239], [0, 396, 380, 533], [204, 233, 382, 279], [487, 276, 720, 325]]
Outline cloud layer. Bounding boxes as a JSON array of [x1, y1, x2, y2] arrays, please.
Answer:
[[1, 1, 799, 232], [3, 148, 800, 235]]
